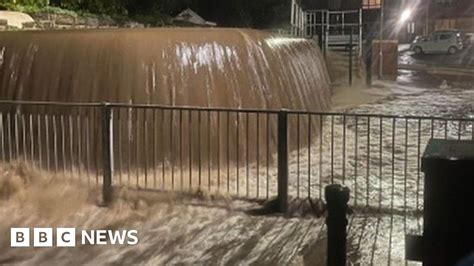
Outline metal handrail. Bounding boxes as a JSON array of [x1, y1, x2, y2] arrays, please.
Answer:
[[0, 100, 473, 122]]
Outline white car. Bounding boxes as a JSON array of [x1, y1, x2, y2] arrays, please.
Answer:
[[410, 30, 464, 55]]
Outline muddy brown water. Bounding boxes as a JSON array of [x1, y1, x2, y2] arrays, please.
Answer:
[[0, 28, 331, 178]]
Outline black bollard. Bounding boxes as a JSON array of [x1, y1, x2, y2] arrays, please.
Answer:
[[325, 184, 350, 266]]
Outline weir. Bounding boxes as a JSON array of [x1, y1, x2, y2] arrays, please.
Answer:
[[0, 28, 332, 170], [0, 28, 330, 109]]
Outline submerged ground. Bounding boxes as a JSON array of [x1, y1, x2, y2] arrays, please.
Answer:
[[1, 70, 473, 265]]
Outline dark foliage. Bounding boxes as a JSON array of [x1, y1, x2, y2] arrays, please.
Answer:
[[47, 0, 290, 28]]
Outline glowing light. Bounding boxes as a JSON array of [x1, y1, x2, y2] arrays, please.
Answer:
[[400, 9, 412, 24]]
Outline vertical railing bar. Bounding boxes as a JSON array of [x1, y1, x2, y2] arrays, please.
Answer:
[[208, 110, 212, 191], [53, 114, 59, 174], [227, 111, 230, 193], [21, 113, 27, 163], [308, 114, 312, 199], [366, 116, 370, 207], [188, 110, 192, 190], [0, 113, 4, 162], [135, 108, 140, 188], [391, 117, 396, 212], [77, 114, 82, 181], [37, 114, 43, 168], [127, 107, 132, 186], [354, 116, 359, 206], [226, 111, 230, 193], [180, 110, 184, 190], [94, 108, 99, 186], [153, 109, 157, 189], [330, 115, 334, 182], [458, 120, 462, 140], [342, 114, 347, 184], [319, 114, 323, 199], [388, 111, 396, 265], [431, 119, 434, 139], [256, 113, 260, 198], [236, 112, 240, 196], [388, 118, 396, 265], [444, 119, 448, 139], [404, 118, 409, 235], [43, 115, 49, 171], [14, 112, 20, 161], [85, 115, 90, 184], [416, 119, 422, 216], [60, 114, 67, 175], [69, 114, 74, 176], [246, 112, 249, 197], [297, 114, 300, 199], [378, 117, 383, 210], [29, 114, 35, 169], [217, 111, 221, 191], [117, 109, 122, 185], [36, 113, 43, 167], [7, 113, 12, 162], [198, 111, 202, 191], [163, 109, 167, 189], [144, 109, 149, 189], [266, 113, 270, 199], [101, 103, 113, 205], [170, 109, 174, 190]]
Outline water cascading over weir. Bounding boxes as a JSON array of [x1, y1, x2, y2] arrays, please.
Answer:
[[0, 28, 331, 186]]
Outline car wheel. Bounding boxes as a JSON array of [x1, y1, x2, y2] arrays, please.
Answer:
[[413, 46, 423, 55], [448, 46, 458, 55]]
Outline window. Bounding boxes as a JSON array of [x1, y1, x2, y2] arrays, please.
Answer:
[[438, 34, 452, 41], [363, 0, 381, 9]]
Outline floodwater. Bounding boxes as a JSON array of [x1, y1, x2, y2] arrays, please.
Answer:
[[0, 28, 330, 110], [1, 72, 473, 265], [1, 27, 474, 265], [0, 28, 330, 169]]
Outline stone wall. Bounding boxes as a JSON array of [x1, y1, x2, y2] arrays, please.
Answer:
[[1, 12, 144, 31]]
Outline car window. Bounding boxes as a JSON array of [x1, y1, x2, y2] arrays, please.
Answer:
[[438, 34, 452, 41]]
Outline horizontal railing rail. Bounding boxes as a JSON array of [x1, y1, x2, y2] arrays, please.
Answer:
[[1, 100, 474, 121]]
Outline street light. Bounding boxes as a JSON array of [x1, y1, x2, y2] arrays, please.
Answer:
[[400, 8, 412, 24]]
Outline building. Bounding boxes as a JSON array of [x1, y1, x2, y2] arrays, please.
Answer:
[[291, 0, 474, 44], [173, 8, 217, 27], [398, 0, 474, 42], [427, 0, 474, 32], [291, 0, 402, 40]]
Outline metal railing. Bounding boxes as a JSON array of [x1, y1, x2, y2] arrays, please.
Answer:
[[1, 101, 473, 215]]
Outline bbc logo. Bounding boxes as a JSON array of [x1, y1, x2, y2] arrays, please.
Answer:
[[11, 228, 76, 247]]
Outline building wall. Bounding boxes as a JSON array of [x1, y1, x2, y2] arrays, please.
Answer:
[[396, 0, 474, 42], [429, 0, 474, 32]]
